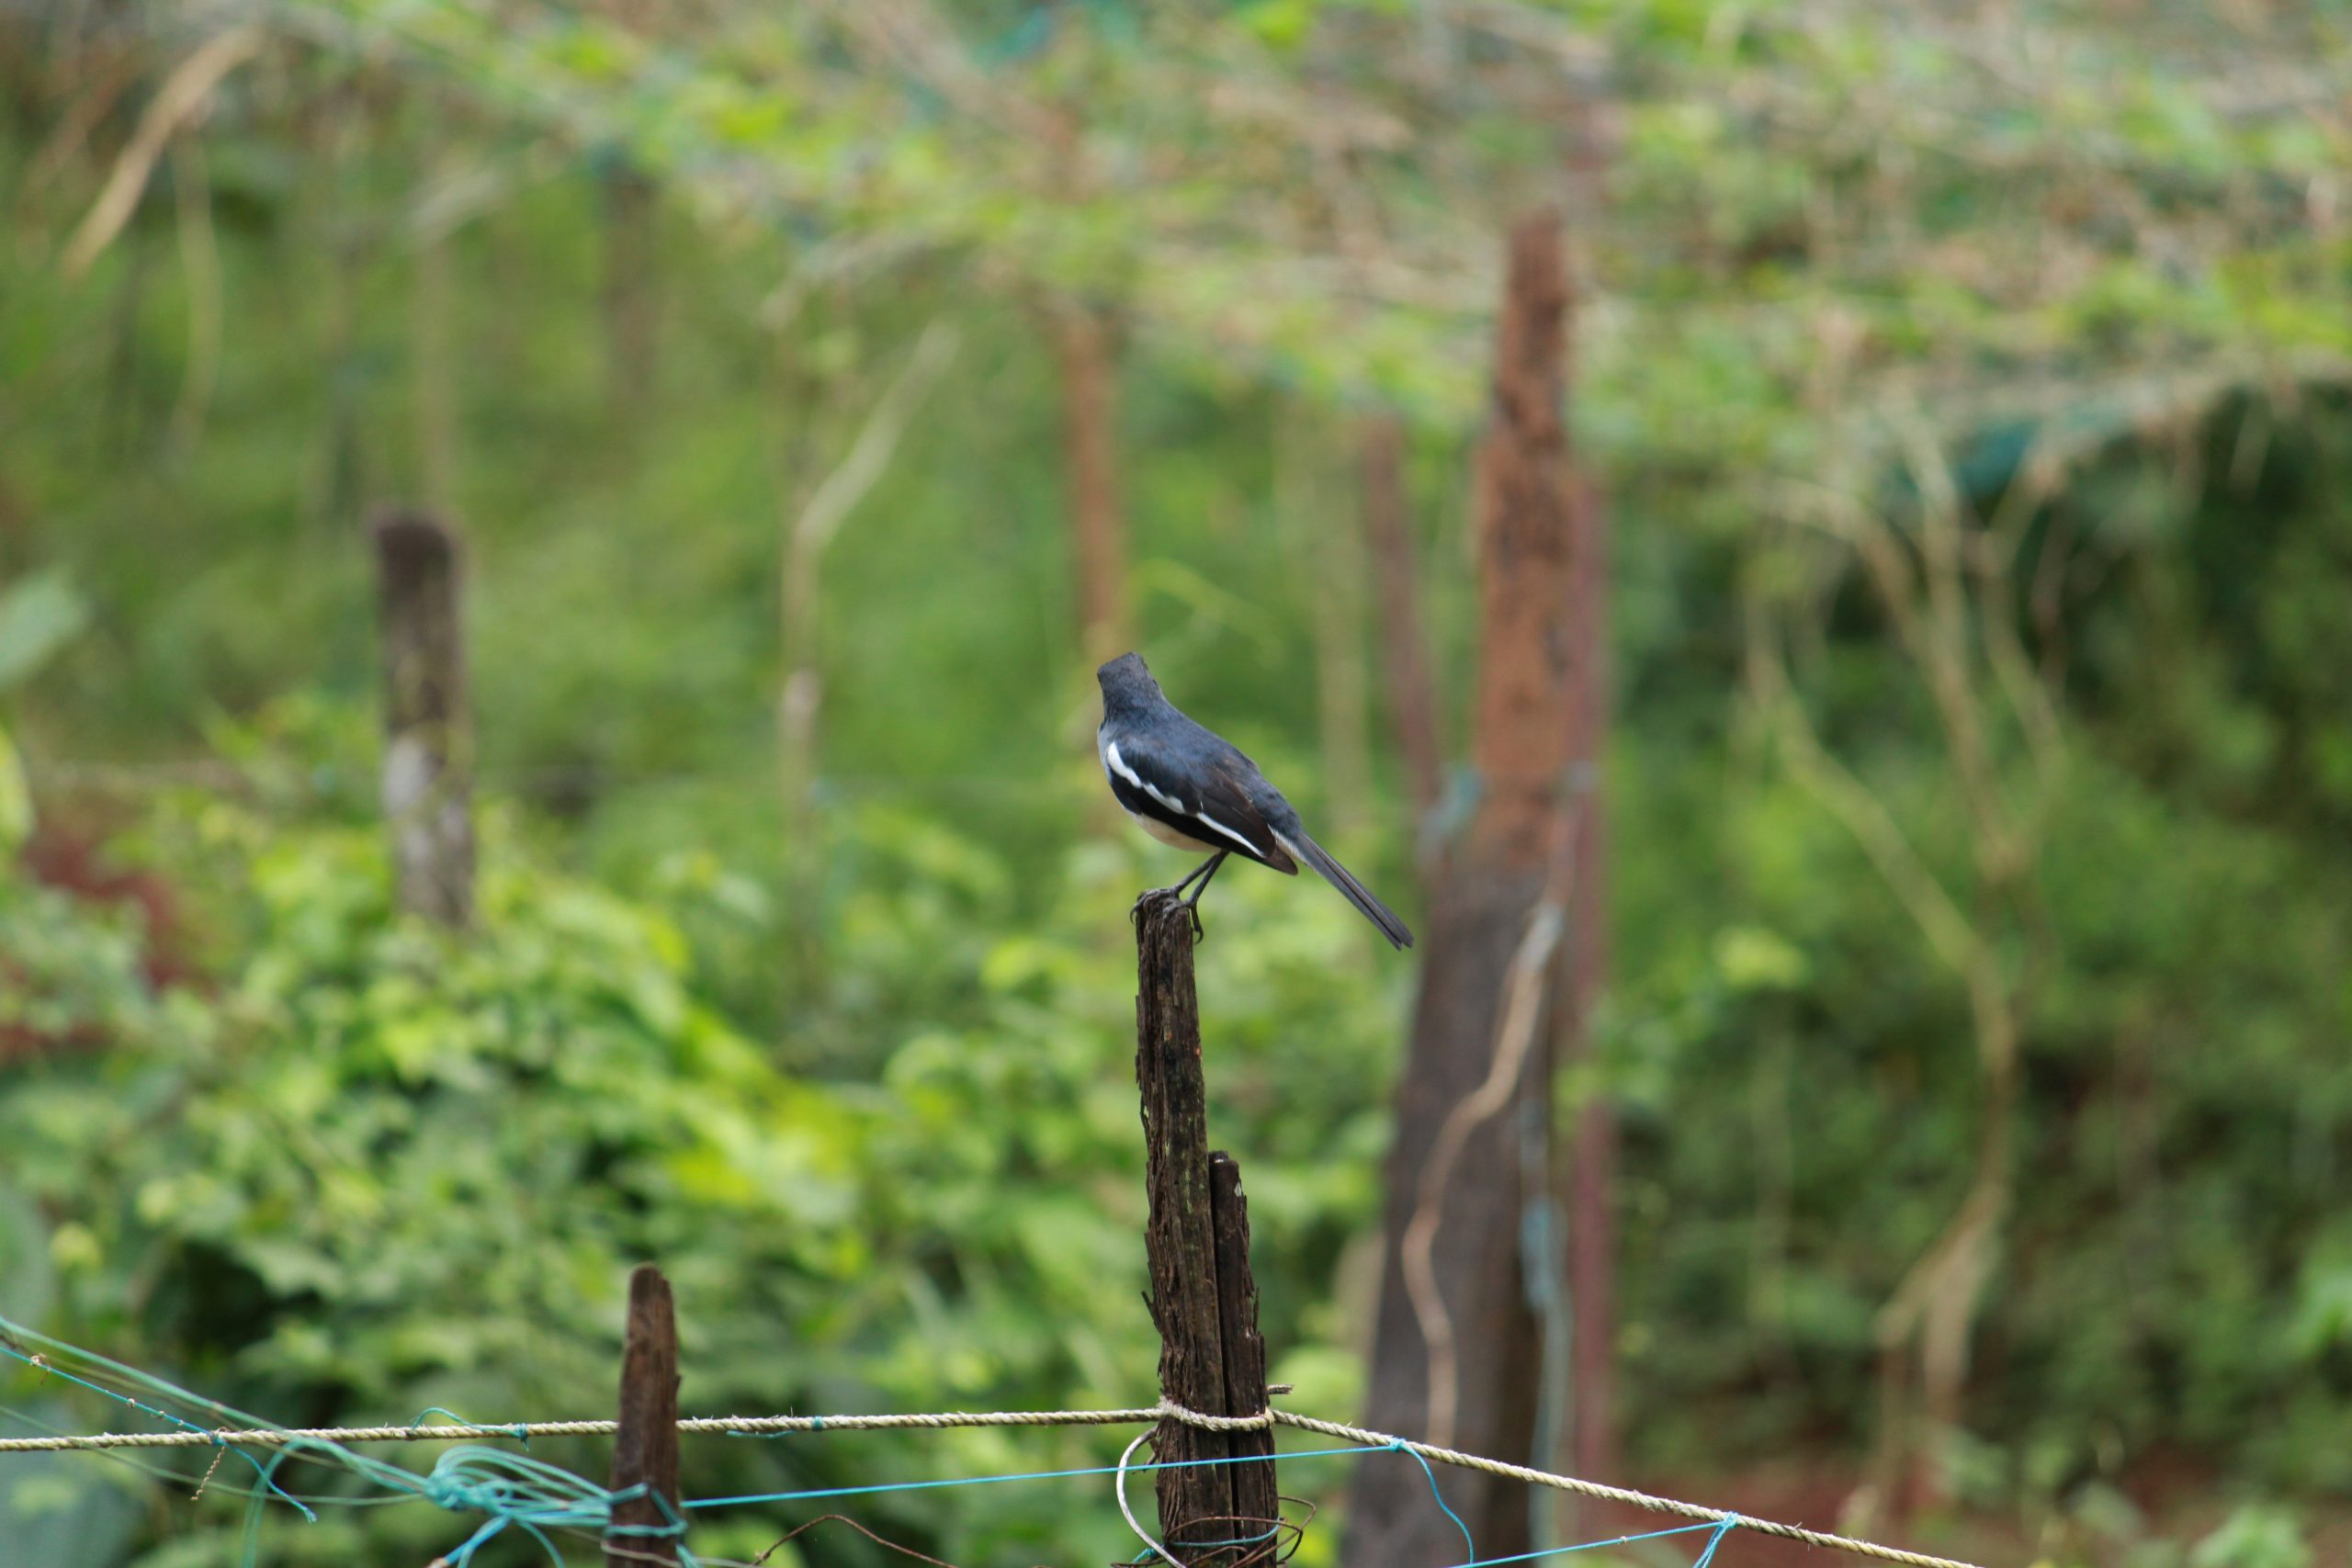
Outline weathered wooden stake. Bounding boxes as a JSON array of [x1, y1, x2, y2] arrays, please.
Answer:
[[1360, 412, 1443, 826], [607, 1264, 682, 1567], [1135, 890, 1279, 1565], [1054, 299, 1131, 665], [371, 506, 473, 927], [1349, 209, 1577, 1568], [1208, 1153, 1279, 1549]]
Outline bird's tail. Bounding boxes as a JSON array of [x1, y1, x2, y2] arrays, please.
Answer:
[[1292, 831, 1414, 950]]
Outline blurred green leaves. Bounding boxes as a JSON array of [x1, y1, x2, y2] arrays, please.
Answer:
[[4, 2, 2352, 1560], [0, 570, 90, 852], [0, 725, 1409, 1563], [0, 572, 88, 694], [2190, 1507, 2311, 1568]]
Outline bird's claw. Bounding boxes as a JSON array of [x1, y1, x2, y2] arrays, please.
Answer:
[[1130, 886, 1204, 942]]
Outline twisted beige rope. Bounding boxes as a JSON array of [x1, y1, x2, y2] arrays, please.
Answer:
[[0, 1401, 1988, 1568], [1263, 1411, 1983, 1568], [0, 1406, 1172, 1451]]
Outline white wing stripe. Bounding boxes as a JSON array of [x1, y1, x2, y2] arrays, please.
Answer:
[[1111, 736, 1266, 859], [1103, 739, 1147, 792], [1195, 811, 1265, 855]]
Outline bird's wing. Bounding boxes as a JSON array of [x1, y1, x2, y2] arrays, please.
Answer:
[[1102, 731, 1298, 874]]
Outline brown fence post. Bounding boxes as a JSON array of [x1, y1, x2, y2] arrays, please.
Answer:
[[1053, 298, 1131, 667], [1209, 1152, 1279, 1554], [1360, 412, 1443, 829], [1135, 890, 1280, 1564], [371, 506, 473, 927], [1348, 209, 1579, 1567], [607, 1264, 682, 1567]]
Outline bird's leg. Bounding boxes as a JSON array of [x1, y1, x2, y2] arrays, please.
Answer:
[[1137, 854, 1222, 931], [1169, 852, 1220, 897], [1178, 851, 1229, 942]]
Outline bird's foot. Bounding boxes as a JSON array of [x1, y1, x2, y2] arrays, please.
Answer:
[[1130, 886, 1203, 941]]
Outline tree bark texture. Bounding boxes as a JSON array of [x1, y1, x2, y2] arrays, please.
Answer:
[[1054, 301, 1131, 666], [1560, 475, 1618, 1494], [1346, 212, 1579, 1568], [1136, 890, 1280, 1564], [372, 506, 473, 927], [602, 166, 660, 423], [1360, 413, 1444, 823], [1210, 1153, 1281, 1554], [1283, 412, 1373, 836], [607, 1264, 682, 1567]]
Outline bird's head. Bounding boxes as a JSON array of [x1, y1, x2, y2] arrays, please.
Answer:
[[1096, 651, 1163, 718]]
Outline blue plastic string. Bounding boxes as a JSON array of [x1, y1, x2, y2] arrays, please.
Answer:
[[1389, 1439, 1477, 1563], [0, 1337, 316, 1522], [1691, 1514, 1741, 1567], [687, 1441, 1373, 1507], [1449, 1521, 1721, 1566], [411, 1405, 533, 1448], [1134, 1521, 1283, 1560], [5, 1318, 1766, 1568], [1125, 1438, 1468, 1562], [420, 1449, 695, 1567]]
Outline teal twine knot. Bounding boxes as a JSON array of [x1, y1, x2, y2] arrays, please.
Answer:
[[423, 1446, 687, 1566], [1692, 1513, 1741, 1568], [412, 1405, 529, 1449]]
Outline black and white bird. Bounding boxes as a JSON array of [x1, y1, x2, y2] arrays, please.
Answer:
[[1095, 652, 1413, 949]]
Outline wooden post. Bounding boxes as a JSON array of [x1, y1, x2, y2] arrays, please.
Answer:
[[1561, 476, 1618, 1490], [1053, 299, 1130, 666], [371, 507, 473, 927], [1209, 1153, 1279, 1552], [607, 1264, 682, 1568], [1360, 413, 1443, 826], [1135, 891, 1280, 1565], [1348, 210, 1577, 1568], [601, 165, 661, 428]]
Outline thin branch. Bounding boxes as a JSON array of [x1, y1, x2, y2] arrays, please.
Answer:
[[791, 321, 961, 561], [62, 28, 262, 279], [166, 135, 221, 454], [1400, 816, 1577, 1450]]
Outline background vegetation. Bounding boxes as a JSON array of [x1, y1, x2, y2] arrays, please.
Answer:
[[2, 3, 2349, 1565]]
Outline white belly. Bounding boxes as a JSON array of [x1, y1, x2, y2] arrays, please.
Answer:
[[1127, 807, 1219, 853]]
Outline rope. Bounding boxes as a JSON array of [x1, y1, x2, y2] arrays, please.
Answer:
[[0, 1406, 1174, 1451], [1265, 1412, 1976, 1568], [0, 1398, 1988, 1568], [1115, 1428, 1182, 1568]]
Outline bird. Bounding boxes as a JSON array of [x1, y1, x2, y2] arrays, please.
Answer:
[[1095, 651, 1414, 949]]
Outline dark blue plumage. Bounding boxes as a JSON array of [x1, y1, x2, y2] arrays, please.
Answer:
[[1095, 652, 1413, 949]]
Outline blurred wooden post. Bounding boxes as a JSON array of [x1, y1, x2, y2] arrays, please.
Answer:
[[1209, 1153, 1280, 1551], [371, 507, 473, 926], [1053, 299, 1130, 665], [1348, 210, 1577, 1567], [602, 165, 661, 427], [1136, 891, 1280, 1564], [607, 1264, 682, 1568], [1360, 413, 1443, 827], [1560, 475, 1617, 1491]]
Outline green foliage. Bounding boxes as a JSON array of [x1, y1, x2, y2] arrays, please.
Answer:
[[0, 749, 1407, 1564], [2190, 1506, 2311, 1568], [0, 569, 88, 852], [6, 3, 2352, 1562], [0, 572, 89, 694]]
